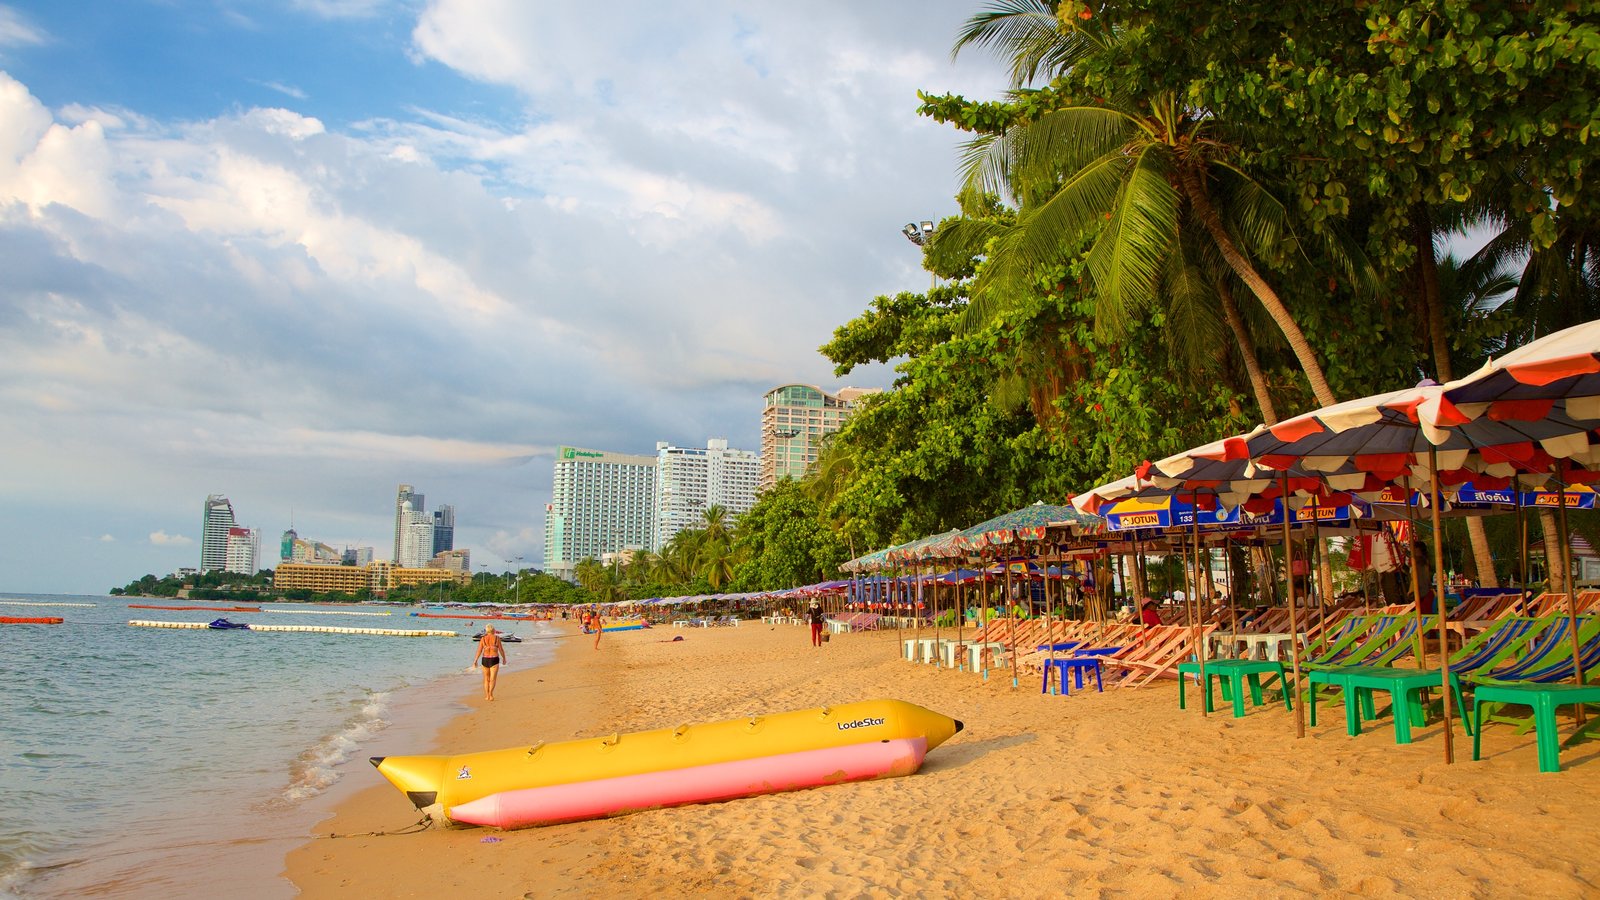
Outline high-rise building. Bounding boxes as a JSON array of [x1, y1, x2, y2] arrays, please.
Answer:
[[396, 501, 435, 568], [759, 385, 879, 490], [201, 494, 236, 573], [280, 528, 298, 562], [224, 526, 258, 575], [543, 446, 657, 582], [342, 546, 375, 567], [392, 485, 424, 562], [653, 439, 760, 550], [432, 504, 455, 553]]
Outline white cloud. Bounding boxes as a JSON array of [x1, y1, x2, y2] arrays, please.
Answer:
[[0, 3, 1009, 591], [291, 0, 388, 18], [98, 534, 116, 542], [149, 531, 194, 546], [258, 80, 308, 100], [0, 6, 45, 48]]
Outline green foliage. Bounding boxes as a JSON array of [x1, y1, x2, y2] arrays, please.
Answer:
[[728, 480, 849, 591], [111, 569, 273, 597]]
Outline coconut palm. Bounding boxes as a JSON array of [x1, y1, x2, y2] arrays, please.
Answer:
[[949, 90, 1347, 408], [948, 4, 1362, 410]]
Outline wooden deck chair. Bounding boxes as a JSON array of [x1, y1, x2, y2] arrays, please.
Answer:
[[1523, 592, 1570, 617], [1101, 624, 1220, 689]]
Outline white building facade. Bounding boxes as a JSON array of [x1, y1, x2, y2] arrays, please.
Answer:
[[396, 502, 435, 568], [653, 439, 759, 550], [224, 526, 258, 575], [200, 494, 236, 573], [543, 446, 657, 582]]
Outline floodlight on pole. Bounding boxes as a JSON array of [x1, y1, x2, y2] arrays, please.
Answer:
[[901, 219, 938, 289]]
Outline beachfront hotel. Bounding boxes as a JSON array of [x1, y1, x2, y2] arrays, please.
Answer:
[[223, 526, 259, 575], [543, 446, 657, 582], [653, 439, 760, 550], [759, 385, 879, 490], [272, 560, 465, 595], [200, 494, 238, 573]]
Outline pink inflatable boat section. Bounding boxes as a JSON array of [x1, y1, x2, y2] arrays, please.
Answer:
[[449, 737, 930, 829]]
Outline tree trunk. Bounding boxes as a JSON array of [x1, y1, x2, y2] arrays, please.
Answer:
[[1413, 208, 1501, 588], [1540, 508, 1568, 594], [1216, 277, 1278, 424], [1181, 165, 1337, 407]]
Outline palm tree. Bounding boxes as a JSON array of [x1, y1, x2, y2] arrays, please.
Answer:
[[948, 3, 1367, 412], [949, 91, 1343, 409]]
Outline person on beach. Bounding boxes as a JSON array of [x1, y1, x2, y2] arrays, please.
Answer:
[[1139, 600, 1162, 628], [807, 600, 826, 647], [474, 626, 507, 701], [592, 609, 603, 649], [1411, 540, 1438, 614]]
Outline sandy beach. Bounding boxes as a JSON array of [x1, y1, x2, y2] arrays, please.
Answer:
[[285, 622, 1600, 898]]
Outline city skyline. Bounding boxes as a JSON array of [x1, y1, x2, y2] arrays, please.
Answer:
[[0, 1, 1007, 593]]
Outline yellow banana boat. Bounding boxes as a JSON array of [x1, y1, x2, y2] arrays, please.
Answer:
[[371, 698, 962, 829]]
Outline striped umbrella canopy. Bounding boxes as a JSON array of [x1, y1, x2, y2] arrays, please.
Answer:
[[949, 502, 1098, 555], [1428, 319, 1600, 427], [884, 529, 963, 565]]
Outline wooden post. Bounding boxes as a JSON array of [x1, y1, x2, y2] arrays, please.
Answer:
[[1427, 447, 1455, 763], [1280, 472, 1306, 738]]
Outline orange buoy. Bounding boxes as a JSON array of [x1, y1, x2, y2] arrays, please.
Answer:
[[1, 616, 63, 624]]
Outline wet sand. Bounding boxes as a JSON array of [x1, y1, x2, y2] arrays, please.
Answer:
[[285, 621, 1600, 898]]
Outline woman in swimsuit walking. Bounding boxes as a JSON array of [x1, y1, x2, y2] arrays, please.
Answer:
[[474, 625, 507, 701]]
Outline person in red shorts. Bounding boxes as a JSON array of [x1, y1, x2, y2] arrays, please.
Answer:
[[807, 600, 826, 647]]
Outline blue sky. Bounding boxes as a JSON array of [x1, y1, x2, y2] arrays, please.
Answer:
[[0, 1, 1008, 593]]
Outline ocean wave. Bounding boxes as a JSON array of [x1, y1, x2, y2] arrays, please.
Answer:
[[272, 691, 392, 807]]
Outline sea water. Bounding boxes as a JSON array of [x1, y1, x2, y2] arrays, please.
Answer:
[[0, 594, 557, 898]]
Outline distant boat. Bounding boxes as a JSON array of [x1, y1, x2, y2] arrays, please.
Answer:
[[471, 631, 522, 643]]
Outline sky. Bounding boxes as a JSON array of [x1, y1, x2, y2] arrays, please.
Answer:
[[0, 0, 1010, 593]]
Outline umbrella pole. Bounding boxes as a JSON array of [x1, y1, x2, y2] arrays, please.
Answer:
[[914, 559, 923, 655], [1279, 472, 1306, 738], [1555, 465, 1587, 726], [1427, 447, 1455, 763], [1044, 547, 1057, 693], [933, 559, 943, 668], [1190, 492, 1207, 716], [1005, 556, 1019, 687], [1310, 496, 1327, 639], [1225, 537, 1238, 654], [1406, 497, 1426, 667], [956, 568, 965, 671], [980, 561, 991, 681], [1514, 476, 1529, 613]]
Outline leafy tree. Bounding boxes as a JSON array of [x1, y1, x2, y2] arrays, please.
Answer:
[[731, 480, 849, 591]]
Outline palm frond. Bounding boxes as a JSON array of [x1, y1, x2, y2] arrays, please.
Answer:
[[958, 130, 1021, 202], [952, 0, 1110, 86], [1012, 105, 1140, 192], [1161, 236, 1226, 377], [1082, 145, 1180, 336]]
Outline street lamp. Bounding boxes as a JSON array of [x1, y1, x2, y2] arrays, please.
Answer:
[[505, 556, 525, 605], [902, 220, 937, 290]]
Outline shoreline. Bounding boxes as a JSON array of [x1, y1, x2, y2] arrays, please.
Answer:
[[284, 620, 1600, 897]]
